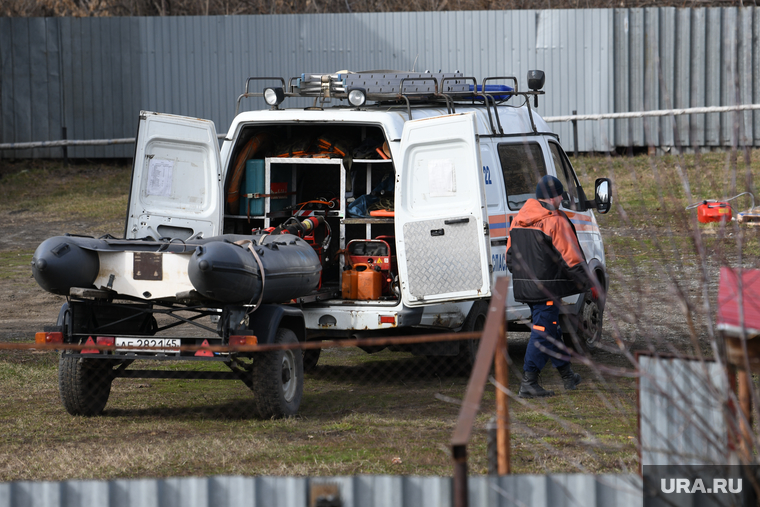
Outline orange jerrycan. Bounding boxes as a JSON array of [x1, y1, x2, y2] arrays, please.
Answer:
[[356, 263, 383, 300], [341, 267, 358, 299]]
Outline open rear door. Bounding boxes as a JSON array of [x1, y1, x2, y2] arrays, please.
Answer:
[[395, 112, 491, 306], [125, 111, 223, 241]]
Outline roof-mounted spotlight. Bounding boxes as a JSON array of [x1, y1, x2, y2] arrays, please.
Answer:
[[263, 87, 285, 109], [527, 70, 545, 108], [347, 88, 367, 108]]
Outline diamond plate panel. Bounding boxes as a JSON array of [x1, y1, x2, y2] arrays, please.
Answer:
[[403, 217, 484, 299]]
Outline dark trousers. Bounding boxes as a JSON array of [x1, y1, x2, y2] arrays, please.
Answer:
[[523, 302, 570, 373]]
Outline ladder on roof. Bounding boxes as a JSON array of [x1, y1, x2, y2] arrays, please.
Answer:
[[294, 71, 512, 130], [295, 71, 470, 97], [236, 72, 543, 134]]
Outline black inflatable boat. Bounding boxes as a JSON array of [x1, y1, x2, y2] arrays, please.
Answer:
[[31, 233, 321, 304]]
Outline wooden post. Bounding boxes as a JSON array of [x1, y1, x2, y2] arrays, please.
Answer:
[[737, 368, 753, 462], [494, 317, 510, 474], [451, 277, 510, 505], [452, 444, 468, 507]]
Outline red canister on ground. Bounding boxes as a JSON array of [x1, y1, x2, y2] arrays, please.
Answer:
[[697, 201, 732, 223]]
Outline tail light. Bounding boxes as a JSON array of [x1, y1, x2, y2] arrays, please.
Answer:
[[35, 331, 63, 344], [96, 337, 115, 346], [229, 335, 258, 347]]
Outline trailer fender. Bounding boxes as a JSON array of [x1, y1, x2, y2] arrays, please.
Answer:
[[56, 301, 70, 327], [247, 304, 305, 345]]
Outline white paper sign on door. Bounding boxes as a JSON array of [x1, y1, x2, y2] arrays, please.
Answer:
[[147, 159, 174, 197], [428, 159, 456, 197]]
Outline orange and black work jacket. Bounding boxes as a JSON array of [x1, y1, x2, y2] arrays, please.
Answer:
[[506, 198, 593, 304]]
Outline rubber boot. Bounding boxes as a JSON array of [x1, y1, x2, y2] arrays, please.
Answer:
[[518, 370, 555, 398], [557, 363, 581, 390]]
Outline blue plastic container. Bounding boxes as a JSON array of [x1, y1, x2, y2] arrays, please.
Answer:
[[239, 159, 265, 216]]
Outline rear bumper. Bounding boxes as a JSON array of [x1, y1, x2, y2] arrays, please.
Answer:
[[302, 301, 423, 332]]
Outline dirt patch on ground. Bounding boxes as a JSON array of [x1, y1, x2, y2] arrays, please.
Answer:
[[0, 208, 122, 342]]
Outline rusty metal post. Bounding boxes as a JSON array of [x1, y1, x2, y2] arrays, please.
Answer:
[[494, 317, 510, 474], [572, 110, 579, 158], [61, 127, 68, 166], [451, 277, 510, 507], [738, 368, 753, 462], [452, 444, 468, 507]]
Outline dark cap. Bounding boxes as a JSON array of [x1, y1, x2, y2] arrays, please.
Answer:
[[536, 175, 564, 199]]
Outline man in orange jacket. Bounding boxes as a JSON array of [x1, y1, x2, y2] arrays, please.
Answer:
[[506, 175, 595, 398]]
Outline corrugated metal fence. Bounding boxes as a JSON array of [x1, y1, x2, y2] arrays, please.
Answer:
[[614, 8, 759, 150], [0, 474, 643, 507], [637, 354, 732, 467], [0, 8, 757, 159]]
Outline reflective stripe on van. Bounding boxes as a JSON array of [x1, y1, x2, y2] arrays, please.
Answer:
[[565, 212, 599, 233], [488, 214, 508, 237]]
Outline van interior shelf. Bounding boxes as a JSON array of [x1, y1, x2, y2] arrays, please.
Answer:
[[352, 158, 393, 164], [342, 217, 394, 225]]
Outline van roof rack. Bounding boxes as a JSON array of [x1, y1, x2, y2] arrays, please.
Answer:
[[235, 71, 546, 134]]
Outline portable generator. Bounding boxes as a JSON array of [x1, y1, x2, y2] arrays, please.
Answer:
[[342, 239, 395, 299]]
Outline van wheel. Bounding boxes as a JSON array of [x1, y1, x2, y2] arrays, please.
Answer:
[[302, 346, 321, 373], [254, 328, 303, 419], [563, 292, 603, 352], [59, 355, 113, 416], [458, 301, 489, 369]]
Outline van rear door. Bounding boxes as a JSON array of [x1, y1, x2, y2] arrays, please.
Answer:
[[125, 111, 223, 241], [395, 112, 491, 306]]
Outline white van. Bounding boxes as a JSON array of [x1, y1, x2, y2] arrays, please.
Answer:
[[36, 70, 610, 418], [127, 70, 611, 367]]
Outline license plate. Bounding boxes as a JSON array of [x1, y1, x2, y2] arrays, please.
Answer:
[[115, 337, 180, 353]]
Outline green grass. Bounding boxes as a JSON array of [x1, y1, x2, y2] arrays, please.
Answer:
[[0, 159, 131, 222], [572, 149, 760, 272], [573, 149, 760, 226], [0, 345, 638, 481], [0, 251, 33, 281]]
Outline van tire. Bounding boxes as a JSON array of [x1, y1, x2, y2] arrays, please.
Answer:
[[254, 328, 303, 418], [59, 355, 113, 416], [302, 346, 321, 372], [458, 300, 489, 368], [563, 291, 603, 353]]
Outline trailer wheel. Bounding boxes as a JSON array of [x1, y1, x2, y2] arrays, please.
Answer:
[[254, 328, 303, 418], [59, 355, 113, 416], [563, 291, 603, 353]]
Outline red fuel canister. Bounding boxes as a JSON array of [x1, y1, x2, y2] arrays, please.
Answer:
[[342, 263, 382, 300], [697, 201, 732, 223]]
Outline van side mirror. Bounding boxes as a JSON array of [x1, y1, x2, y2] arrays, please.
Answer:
[[594, 178, 612, 214]]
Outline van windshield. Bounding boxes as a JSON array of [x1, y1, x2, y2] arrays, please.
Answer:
[[497, 142, 547, 211]]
